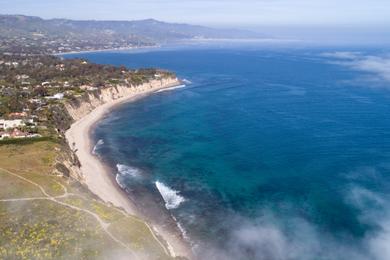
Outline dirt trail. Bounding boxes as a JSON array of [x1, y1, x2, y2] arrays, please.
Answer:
[[0, 167, 140, 258]]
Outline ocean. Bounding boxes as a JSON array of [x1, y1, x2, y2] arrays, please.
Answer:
[[64, 46, 390, 260]]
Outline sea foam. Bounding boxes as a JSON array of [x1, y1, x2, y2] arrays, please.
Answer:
[[115, 174, 126, 189], [116, 164, 142, 179], [156, 84, 186, 93], [115, 164, 142, 189], [92, 139, 104, 155], [155, 181, 186, 210], [182, 79, 192, 84]]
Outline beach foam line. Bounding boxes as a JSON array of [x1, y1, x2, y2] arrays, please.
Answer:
[[115, 164, 143, 188], [156, 84, 186, 93], [115, 174, 127, 189], [177, 222, 192, 243], [92, 139, 104, 155], [116, 164, 142, 178], [155, 181, 186, 210]]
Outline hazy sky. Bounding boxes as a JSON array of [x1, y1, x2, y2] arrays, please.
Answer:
[[1, 0, 390, 28]]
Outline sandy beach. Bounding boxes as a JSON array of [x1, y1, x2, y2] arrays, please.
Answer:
[[65, 80, 192, 259]]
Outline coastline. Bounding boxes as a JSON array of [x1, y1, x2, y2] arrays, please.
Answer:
[[65, 79, 192, 259], [54, 44, 160, 56]]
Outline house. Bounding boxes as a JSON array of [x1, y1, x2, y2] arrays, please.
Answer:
[[8, 112, 27, 119], [56, 64, 65, 71], [0, 131, 10, 140], [10, 128, 28, 139], [16, 74, 30, 80], [80, 85, 97, 91], [24, 118, 38, 127], [0, 119, 24, 130], [45, 93, 64, 100]]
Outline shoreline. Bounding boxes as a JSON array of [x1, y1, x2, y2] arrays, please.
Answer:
[[65, 80, 192, 259], [54, 45, 160, 56]]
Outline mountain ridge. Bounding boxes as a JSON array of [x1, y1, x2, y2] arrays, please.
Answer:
[[0, 14, 265, 41], [0, 14, 266, 54]]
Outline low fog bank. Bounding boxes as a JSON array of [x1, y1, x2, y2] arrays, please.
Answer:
[[195, 166, 390, 260], [321, 51, 390, 85]]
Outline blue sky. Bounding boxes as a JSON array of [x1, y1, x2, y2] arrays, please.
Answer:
[[1, 0, 389, 28]]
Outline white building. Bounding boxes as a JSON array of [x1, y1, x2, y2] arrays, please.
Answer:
[[0, 132, 10, 140], [0, 119, 25, 130], [45, 93, 64, 100]]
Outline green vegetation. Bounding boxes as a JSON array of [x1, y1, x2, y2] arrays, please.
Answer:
[[0, 200, 117, 260], [0, 14, 260, 55], [0, 140, 174, 259], [0, 22, 183, 258], [0, 18, 186, 259], [0, 53, 175, 135], [0, 170, 44, 199]]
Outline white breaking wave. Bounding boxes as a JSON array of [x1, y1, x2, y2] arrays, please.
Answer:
[[115, 164, 143, 189], [156, 84, 186, 93], [92, 139, 104, 155], [155, 181, 186, 210], [182, 79, 192, 84], [115, 174, 126, 189], [116, 164, 142, 179], [177, 222, 191, 242]]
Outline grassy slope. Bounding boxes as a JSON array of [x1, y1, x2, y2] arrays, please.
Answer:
[[0, 140, 173, 260]]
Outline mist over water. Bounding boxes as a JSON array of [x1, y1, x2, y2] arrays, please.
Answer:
[[66, 46, 390, 259]]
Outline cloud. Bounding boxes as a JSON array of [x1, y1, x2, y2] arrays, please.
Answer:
[[350, 56, 390, 81], [346, 185, 390, 260], [322, 52, 390, 83], [321, 51, 362, 60], [196, 211, 368, 260]]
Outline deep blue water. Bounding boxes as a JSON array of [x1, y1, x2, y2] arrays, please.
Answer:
[[65, 47, 390, 260]]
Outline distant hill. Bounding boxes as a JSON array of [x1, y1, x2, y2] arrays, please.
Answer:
[[0, 14, 265, 54], [49, 18, 264, 41]]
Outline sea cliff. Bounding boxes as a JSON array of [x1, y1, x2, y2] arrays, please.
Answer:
[[65, 77, 180, 121]]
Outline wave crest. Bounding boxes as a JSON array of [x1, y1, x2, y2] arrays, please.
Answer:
[[156, 84, 186, 93], [92, 139, 104, 155], [155, 181, 186, 210], [116, 164, 142, 178], [115, 164, 143, 189]]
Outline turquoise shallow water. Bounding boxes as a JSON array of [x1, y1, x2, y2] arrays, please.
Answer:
[[65, 47, 390, 259]]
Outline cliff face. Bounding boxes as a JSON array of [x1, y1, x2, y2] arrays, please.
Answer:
[[64, 77, 179, 121], [54, 142, 83, 180]]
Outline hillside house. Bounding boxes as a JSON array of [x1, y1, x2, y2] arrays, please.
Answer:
[[10, 128, 28, 138], [0, 131, 10, 140], [45, 93, 64, 100], [8, 112, 27, 119], [0, 119, 24, 130]]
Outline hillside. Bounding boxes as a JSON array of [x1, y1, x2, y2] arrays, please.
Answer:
[[0, 14, 264, 54], [0, 52, 189, 259], [0, 139, 175, 259]]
